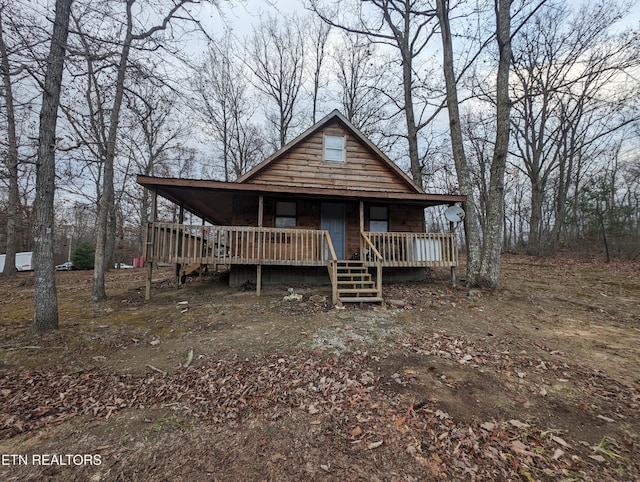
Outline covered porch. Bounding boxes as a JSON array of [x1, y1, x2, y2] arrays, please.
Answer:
[[143, 222, 458, 304], [137, 175, 465, 304]]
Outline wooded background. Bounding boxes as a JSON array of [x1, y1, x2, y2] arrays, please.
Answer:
[[1, 0, 639, 285]]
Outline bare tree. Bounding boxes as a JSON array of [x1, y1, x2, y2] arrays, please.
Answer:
[[32, 0, 73, 333], [64, 0, 217, 301], [332, 32, 393, 143], [436, 0, 514, 288], [508, 0, 640, 255], [123, 79, 189, 247], [308, 15, 331, 124], [246, 14, 306, 150], [192, 34, 262, 181], [0, 0, 41, 274], [310, 0, 442, 187], [0, 2, 20, 277]]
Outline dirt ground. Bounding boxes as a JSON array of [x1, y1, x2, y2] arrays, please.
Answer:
[[0, 254, 638, 481]]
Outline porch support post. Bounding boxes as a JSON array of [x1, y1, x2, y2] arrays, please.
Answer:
[[256, 195, 264, 296], [176, 204, 184, 289], [200, 218, 205, 282], [449, 217, 456, 288], [145, 189, 158, 300], [359, 201, 364, 258]]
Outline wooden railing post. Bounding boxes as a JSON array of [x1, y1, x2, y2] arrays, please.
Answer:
[[145, 223, 154, 300]]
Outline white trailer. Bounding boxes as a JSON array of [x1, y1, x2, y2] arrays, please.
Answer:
[[0, 251, 34, 272]]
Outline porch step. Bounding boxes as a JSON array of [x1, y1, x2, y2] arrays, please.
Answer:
[[336, 277, 375, 284], [330, 259, 382, 304], [338, 297, 384, 304], [336, 267, 368, 274], [337, 288, 379, 295]]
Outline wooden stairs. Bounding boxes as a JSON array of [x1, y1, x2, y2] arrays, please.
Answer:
[[332, 260, 383, 304]]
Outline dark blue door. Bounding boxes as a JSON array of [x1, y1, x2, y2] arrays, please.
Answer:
[[321, 203, 346, 259]]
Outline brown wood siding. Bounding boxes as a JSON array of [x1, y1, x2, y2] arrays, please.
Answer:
[[363, 203, 425, 233], [389, 205, 425, 233], [231, 194, 258, 226], [247, 122, 412, 193], [232, 196, 425, 232]]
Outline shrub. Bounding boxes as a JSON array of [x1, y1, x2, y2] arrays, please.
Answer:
[[71, 242, 95, 269]]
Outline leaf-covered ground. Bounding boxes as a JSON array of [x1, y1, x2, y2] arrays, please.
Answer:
[[0, 255, 638, 481]]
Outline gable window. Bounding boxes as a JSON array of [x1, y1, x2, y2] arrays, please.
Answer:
[[369, 206, 388, 232], [275, 201, 297, 228], [324, 135, 345, 162]]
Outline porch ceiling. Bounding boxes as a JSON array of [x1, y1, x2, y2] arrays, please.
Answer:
[[137, 175, 466, 225]]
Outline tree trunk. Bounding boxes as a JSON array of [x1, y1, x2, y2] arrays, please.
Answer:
[[106, 206, 116, 269], [437, 0, 512, 289], [402, 57, 423, 188], [92, 2, 133, 301], [476, 0, 512, 288], [33, 0, 73, 333], [436, 0, 482, 282], [527, 178, 544, 255], [0, 17, 19, 278]]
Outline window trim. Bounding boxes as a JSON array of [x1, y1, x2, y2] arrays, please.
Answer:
[[369, 205, 389, 233], [324, 134, 345, 162], [275, 201, 297, 228]]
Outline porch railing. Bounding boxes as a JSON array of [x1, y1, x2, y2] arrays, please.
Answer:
[[362, 231, 458, 268], [144, 223, 457, 269], [145, 222, 336, 267]]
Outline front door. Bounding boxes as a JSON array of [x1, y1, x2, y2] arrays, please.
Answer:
[[321, 203, 346, 259]]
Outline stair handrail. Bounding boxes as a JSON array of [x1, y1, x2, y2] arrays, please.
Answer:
[[360, 232, 383, 296], [322, 230, 338, 262], [323, 230, 339, 304]]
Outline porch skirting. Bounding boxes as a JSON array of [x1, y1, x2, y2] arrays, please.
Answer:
[[228, 265, 427, 289], [229, 265, 331, 288]]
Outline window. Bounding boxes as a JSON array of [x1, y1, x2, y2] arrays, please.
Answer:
[[369, 206, 388, 232], [275, 201, 297, 228], [324, 135, 345, 162]]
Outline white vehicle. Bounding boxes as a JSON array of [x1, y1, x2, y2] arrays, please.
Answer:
[[55, 261, 77, 271], [0, 251, 33, 272], [114, 262, 134, 269]]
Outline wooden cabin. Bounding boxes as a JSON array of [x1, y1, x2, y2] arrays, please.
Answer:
[[137, 110, 465, 304]]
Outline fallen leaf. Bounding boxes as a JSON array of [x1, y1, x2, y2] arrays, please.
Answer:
[[589, 454, 606, 463], [350, 426, 362, 436], [368, 440, 383, 449], [509, 419, 530, 429], [435, 410, 450, 419], [460, 354, 473, 364], [480, 422, 495, 431], [551, 435, 570, 448], [552, 448, 565, 460], [271, 453, 286, 463], [395, 416, 406, 427], [510, 440, 536, 457]]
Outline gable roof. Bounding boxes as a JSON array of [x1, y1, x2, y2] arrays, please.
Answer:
[[136, 110, 466, 225], [237, 109, 424, 194]]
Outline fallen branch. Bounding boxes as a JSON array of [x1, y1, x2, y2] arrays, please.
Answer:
[[184, 348, 194, 368], [1, 345, 42, 351], [145, 364, 167, 375]]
